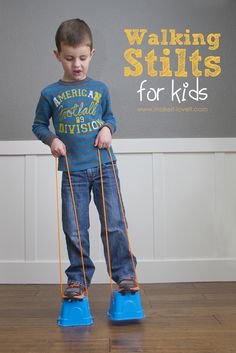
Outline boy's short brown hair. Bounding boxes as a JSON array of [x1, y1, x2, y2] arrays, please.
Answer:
[[55, 18, 93, 52]]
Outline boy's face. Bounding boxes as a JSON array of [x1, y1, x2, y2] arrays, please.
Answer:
[[54, 43, 95, 82]]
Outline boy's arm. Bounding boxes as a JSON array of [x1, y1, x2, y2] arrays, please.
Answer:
[[94, 87, 116, 149], [32, 93, 66, 156], [32, 93, 57, 145], [100, 87, 116, 134]]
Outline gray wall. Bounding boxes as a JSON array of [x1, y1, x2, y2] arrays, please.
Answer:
[[0, 0, 235, 140]]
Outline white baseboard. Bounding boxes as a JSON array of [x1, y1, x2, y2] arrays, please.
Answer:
[[0, 259, 235, 284]]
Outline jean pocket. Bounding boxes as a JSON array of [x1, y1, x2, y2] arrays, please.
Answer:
[[102, 161, 116, 168], [62, 171, 82, 187]]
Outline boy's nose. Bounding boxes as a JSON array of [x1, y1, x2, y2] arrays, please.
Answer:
[[74, 58, 82, 68]]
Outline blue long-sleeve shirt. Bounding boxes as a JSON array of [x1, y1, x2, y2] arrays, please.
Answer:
[[32, 77, 116, 171]]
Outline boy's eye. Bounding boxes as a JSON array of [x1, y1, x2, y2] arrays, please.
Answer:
[[65, 57, 73, 61], [80, 56, 87, 61]]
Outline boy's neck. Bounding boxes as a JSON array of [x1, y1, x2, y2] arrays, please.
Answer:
[[59, 76, 89, 84]]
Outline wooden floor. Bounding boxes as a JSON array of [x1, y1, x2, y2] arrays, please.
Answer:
[[0, 283, 236, 353]]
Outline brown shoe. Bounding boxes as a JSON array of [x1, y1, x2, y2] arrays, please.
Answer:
[[63, 283, 85, 300], [118, 277, 139, 293]]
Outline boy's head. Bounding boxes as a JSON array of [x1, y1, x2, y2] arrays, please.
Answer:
[[55, 18, 93, 52], [54, 19, 95, 82]]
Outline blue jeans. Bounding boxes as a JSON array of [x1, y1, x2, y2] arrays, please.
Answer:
[[61, 162, 137, 286]]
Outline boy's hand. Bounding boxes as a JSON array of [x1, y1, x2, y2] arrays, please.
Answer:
[[50, 138, 66, 157], [94, 126, 112, 149]]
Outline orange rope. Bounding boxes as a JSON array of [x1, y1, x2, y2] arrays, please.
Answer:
[[107, 148, 139, 286], [97, 149, 114, 295], [55, 158, 63, 300], [56, 149, 138, 300], [64, 155, 89, 299]]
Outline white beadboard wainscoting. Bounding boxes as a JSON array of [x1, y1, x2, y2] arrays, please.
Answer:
[[0, 138, 236, 284]]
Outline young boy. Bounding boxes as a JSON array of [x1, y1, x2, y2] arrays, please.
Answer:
[[32, 19, 138, 299]]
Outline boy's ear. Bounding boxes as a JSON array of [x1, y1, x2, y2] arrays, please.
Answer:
[[53, 49, 61, 61], [91, 48, 96, 57]]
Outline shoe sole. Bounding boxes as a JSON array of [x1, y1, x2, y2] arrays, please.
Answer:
[[118, 286, 140, 293], [63, 293, 84, 300]]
